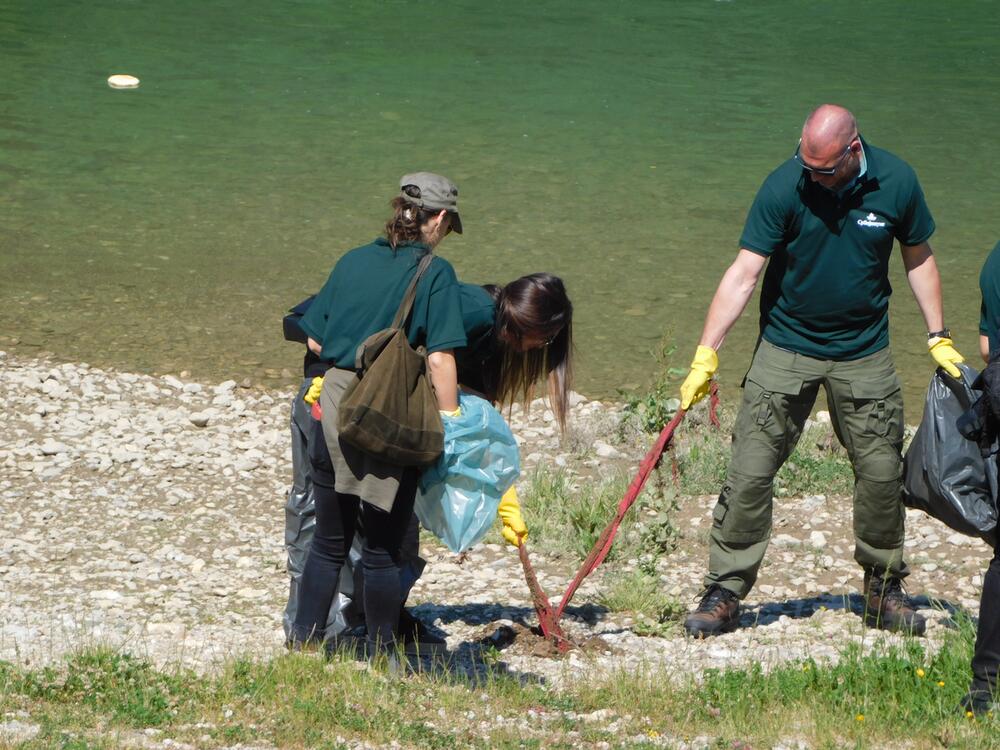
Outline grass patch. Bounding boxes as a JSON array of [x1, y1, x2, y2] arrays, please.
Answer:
[[616, 337, 856, 499], [10, 649, 205, 728], [675, 404, 855, 498], [517, 467, 680, 562], [596, 569, 685, 637], [1, 624, 998, 749], [515, 468, 627, 559], [690, 616, 984, 746]]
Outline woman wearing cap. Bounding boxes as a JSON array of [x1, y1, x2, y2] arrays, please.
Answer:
[[290, 172, 466, 660], [291, 174, 574, 660]]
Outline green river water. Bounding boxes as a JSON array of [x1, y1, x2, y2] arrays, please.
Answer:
[[3, 1, 999, 412]]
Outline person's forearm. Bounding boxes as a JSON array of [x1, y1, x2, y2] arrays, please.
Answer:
[[428, 350, 459, 411], [902, 243, 945, 332], [699, 257, 761, 350], [307, 336, 323, 356], [981, 334, 990, 363]]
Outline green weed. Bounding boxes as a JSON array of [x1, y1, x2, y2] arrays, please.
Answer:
[[638, 470, 682, 555], [619, 335, 686, 435]]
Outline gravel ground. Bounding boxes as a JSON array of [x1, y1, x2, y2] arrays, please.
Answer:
[[1, 350, 993, 691]]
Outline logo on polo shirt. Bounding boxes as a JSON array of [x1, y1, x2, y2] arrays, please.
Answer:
[[857, 212, 887, 228]]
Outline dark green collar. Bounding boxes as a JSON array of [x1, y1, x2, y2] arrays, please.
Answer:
[[375, 237, 431, 253]]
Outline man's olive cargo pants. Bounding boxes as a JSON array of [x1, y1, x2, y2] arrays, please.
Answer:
[[706, 340, 909, 598]]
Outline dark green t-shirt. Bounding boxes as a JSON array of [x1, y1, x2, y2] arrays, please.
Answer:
[[300, 238, 467, 368], [979, 241, 1000, 357], [455, 283, 499, 396], [740, 139, 935, 360]]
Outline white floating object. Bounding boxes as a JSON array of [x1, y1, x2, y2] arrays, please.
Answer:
[[107, 74, 140, 89]]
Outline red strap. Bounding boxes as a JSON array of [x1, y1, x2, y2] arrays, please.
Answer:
[[518, 381, 720, 647], [553, 407, 686, 620], [517, 543, 570, 651]]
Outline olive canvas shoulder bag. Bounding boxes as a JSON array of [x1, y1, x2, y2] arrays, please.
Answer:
[[337, 252, 444, 466]]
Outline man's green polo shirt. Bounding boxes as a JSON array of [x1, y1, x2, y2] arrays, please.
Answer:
[[740, 139, 936, 360], [979, 240, 1000, 357], [300, 238, 467, 369]]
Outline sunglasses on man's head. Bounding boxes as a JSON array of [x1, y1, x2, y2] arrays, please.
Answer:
[[793, 140, 853, 176]]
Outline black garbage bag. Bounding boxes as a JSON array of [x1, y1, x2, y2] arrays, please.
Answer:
[[283, 295, 315, 344], [903, 364, 997, 547]]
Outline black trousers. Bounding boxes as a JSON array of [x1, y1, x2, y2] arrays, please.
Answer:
[[291, 466, 419, 651], [971, 543, 1000, 696]]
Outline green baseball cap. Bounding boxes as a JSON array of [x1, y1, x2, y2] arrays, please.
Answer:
[[399, 172, 463, 234]]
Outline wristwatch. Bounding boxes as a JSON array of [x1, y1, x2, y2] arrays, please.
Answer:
[[927, 328, 951, 340]]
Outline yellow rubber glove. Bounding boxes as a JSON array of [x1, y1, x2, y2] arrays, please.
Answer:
[[928, 337, 964, 378], [679, 345, 719, 410], [498, 486, 528, 547], [439, 407, 462, 418], [303, 376, 324, 405]]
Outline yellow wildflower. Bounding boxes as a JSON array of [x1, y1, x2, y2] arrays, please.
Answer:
[[938, 681, 946, 687], [855, 714, 865, 722], [915, 668, 925, 678]]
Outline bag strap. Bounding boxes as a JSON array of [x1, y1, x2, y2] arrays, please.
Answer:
[[390, 252, 435, 331]]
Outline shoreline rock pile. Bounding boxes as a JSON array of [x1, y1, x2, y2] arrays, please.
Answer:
[[0, 351, 992, 687]]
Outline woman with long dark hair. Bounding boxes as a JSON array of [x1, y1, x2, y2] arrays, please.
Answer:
[[454, 272, 574, 547], [458, 274, 573, 423]]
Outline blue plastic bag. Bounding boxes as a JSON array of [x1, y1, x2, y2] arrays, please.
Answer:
[[416, 392, 520, 553]]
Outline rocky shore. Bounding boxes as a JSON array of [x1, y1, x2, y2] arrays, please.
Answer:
[[0, 350, 993, 688]]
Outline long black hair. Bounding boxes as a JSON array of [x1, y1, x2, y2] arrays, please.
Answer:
[[483, 273, 574, 429]]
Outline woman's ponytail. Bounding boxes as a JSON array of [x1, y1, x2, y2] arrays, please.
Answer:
[[384, 195, 437, 249]]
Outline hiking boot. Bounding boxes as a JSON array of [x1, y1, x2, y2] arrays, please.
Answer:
[[398, 608, 448, 657], [684, 585, 740, 638], [863, 573, 926, 636]]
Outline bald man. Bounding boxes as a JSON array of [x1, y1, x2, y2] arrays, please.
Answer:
[[679, 104, 964, 638]]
